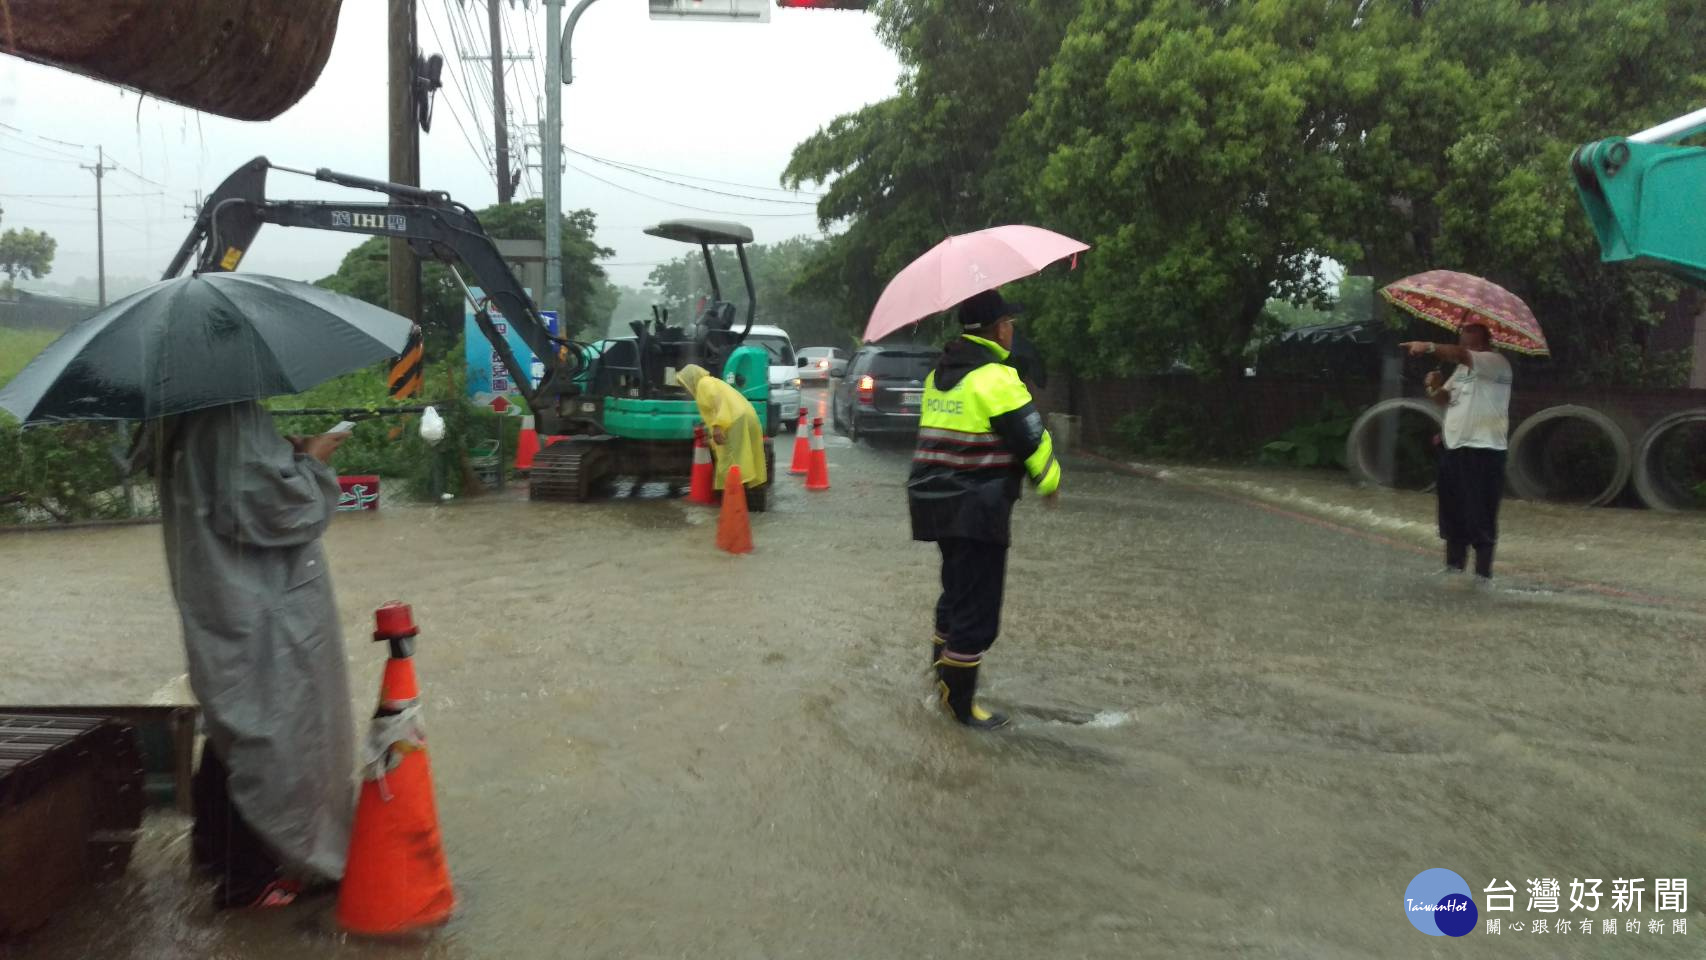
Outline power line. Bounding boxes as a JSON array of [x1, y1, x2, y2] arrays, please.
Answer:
[[435, 0, 498, 163], [111, 163, 168, 189], [564, 161, 825, 218], [506, 4, 545, 198], [0, 191, 164, 199], [0, 128, 172, 189], [0, 142, 83, 166], [571, 148, 826, 199], [422, 0, 499, 181], [0, 129, 86, 162], [501, 39, 540, 196], [569, 149, 818, 205], [447, 0, 500, 146]]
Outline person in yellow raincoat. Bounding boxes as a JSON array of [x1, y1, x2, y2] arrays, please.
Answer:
[[677, 364, 767, 490]]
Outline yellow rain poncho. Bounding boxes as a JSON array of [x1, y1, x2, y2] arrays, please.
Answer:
[[678, 364, 766, 489]]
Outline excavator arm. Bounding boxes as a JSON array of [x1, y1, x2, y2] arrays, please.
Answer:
[[1572, 107, 1706, 288], [166, 157, 582, 431]]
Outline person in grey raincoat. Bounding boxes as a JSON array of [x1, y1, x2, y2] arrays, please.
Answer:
[[143, 401, 355, 908]]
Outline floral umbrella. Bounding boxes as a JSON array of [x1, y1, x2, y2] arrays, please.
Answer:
[[1379, 270, 1549, 357]]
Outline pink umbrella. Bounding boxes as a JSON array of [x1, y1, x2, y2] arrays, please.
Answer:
[[863, 225, 1089, 342]]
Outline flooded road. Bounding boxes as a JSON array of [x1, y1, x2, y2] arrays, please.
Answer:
[[3, 390, 1702, 958]]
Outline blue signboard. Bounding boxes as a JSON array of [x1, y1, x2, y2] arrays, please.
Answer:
[[464, 286, 558, 414]]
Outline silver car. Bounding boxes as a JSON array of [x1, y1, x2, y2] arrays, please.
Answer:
[[796, 346, 849, 383]]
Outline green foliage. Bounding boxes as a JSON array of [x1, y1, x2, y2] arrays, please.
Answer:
[[1261, 275, 1379, 336], [1113, 398, 1244, 461], [1021, 0, 1363, 379], [0, 420, 137, 525], [269, 345, 519, 500], [782, 0, 1077, 339], [0, 226, 57, 290], [785, 0, 1706, 386], [1260, 399, 1354, 470]]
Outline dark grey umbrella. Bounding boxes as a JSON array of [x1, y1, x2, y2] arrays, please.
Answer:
[[0, 273, 413, 424]]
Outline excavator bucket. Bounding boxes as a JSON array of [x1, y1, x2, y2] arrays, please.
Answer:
[[0, 0, 343, 122], [1571, 137, 1706, 288]]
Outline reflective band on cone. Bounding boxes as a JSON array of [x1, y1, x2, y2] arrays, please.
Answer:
[[789, 408, 811, 475], [716, 464, 754, 554], [337, 602, 456, 936], [514, 416, 541, 471], [806, 418, 830, 492], [688, 424, 716, 506]]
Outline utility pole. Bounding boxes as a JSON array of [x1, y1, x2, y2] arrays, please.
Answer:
[[542, 0, 564, 316], [388, 0, 421, 326], [81, 146, 117, 306], [546, 0, 600, 319], [489, 0, 512, 203]]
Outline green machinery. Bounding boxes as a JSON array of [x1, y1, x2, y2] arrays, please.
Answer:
[[1572, 107, 1706, 287], [531, 219, 778, 508], [169, 161, 777, 509]]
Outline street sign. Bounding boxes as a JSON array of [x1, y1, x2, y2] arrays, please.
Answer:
[[648, 0, 769, 22], [465, 287, 559, 415]]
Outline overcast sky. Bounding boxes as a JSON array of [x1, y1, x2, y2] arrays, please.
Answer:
[[0, 1, 899, 299]]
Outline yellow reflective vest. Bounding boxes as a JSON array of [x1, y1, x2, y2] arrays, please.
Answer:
[[907, 335, 1060, 545]]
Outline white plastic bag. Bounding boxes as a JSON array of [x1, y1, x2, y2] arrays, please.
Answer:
[[420, 405, 446, 445]]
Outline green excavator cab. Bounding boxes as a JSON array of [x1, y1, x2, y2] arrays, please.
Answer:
[[531, 219, 778, 507], [1572, 109, 1706, 288]]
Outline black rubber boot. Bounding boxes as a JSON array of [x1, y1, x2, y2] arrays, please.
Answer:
[[935, 659, 1009, 730]]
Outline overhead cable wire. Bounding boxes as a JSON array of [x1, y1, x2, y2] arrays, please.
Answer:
[[568, 149, 818, 205], [569, 148, 826, 198], [564, 161, 825, 218]]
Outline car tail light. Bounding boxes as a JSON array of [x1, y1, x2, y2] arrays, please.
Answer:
[[818, 359, 828, 369], [857, 374, 875, 405]]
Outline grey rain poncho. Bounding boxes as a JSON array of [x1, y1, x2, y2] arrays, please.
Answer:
[[156, 401, 355, 880]]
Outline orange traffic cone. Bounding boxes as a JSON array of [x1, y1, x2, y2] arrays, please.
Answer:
[[514, 416, 541, 471], [688, 424, 716, 506], [806, 418, 831, 492], [789, 408, 810, 475], [716, 464, 753, 555], [337, 602, 456, 936]]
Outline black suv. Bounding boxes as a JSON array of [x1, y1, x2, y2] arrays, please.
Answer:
[[830, 344, 941, 442]]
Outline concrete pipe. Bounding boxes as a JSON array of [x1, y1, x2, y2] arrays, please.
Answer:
[[1505, 404, 1634, 507], [1632, 408, 1706, 511], [1345, 398, 1443, 489]]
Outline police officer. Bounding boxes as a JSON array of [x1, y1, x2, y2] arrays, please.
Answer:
[[908, 288, 1062, 730]]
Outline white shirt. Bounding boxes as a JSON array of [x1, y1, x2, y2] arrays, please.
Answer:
[[1441, 350, 1512, 450]]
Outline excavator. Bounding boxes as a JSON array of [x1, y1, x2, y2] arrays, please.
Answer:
[[1572, 106, 1706, 287], [168, 156, 778, 507]]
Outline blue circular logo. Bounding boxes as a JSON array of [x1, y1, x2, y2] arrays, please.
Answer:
[[1405, 868, 1478, 937]]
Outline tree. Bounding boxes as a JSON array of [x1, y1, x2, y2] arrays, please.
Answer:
[[782, 0, 1078, 338], [784, 0, 1706, 385], [0, 213, 57, 291], [603, 284, 656, 340], [1409, 0, 1706, 386]]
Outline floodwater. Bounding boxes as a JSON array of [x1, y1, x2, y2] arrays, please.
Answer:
[[2, 390, 1702, 958]]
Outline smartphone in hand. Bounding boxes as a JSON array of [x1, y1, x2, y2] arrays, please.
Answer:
[[328, 420, 357, 435]]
